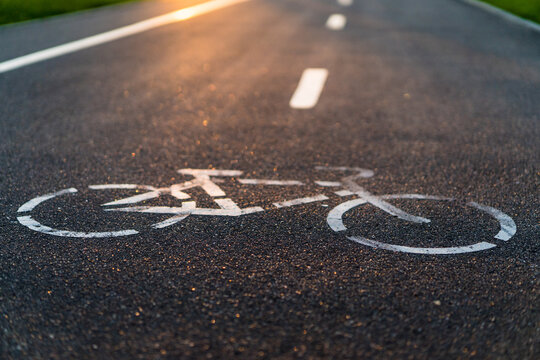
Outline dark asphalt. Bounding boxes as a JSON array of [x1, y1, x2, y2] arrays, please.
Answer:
[[0, 0, 538, 358]]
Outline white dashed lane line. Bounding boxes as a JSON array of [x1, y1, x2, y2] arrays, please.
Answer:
[[326, 14, 347, 30], [289, 68, 329, 109], [337, 0, 353, 7]]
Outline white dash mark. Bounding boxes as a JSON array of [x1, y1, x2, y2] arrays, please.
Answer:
[[0, 0, 252, 74], [326, 14, 347, 30], [290, 68, 328, 109], [273, 195, 328, 209], [315, 181, 342, 187], [337, 0, 353, 6], [238, 179, 304, 186]]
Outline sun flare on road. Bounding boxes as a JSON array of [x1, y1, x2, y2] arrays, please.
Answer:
[[173, 9, 197, 21]]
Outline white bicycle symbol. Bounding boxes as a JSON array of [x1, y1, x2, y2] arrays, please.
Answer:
[[17, 166, 516, 255]]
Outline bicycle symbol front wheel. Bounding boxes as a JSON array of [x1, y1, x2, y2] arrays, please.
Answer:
[[327, 194, 517, 254]]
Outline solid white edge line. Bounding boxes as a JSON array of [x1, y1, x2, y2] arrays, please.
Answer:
[[459, 0, 540, 33], [289, 68, 329, 109], [0, 0, 251, 74]]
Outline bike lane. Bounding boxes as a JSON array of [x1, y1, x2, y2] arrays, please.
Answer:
[[0, 0, 538, 358]]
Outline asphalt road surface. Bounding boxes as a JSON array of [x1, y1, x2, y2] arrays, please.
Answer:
[[0, 0, 538, 358]]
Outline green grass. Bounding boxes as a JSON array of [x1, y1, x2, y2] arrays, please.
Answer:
[[0, 0, 139, 25], [481, 0, 540, 24]]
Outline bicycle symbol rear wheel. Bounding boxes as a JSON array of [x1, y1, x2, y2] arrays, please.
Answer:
[[16, 185, 195, 238]]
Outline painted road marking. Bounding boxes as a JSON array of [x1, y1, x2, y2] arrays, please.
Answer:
[[335, 190, 354, 197], [178, 169, 243, 177], [90, 184, 144, 190], [151, 201, 196, 228], [16, 166, 518, 255], [326, 14, 347, 30], [105, 190, 162, 206], [215, 198, 242, 210], [468, 202, 517, 241], [342, 181, 431, 224], [274, 195, 329, 209], [315, 166, 374, 178], [337, 0, 353, 6], [152, 214, 192, 229], [107, 205, 264, 216], [326, 194, 516, 254], [315, 181, 342, 187], [0, 0, 251, 74], [17, 215, 139, 238], [327, 198, 367, 231], [17, 188, 77, 213], [289, 68, 328, 109], [347, 236, 497, 255], [17, 188, 139, 237], [381, 194, 454, 201], [238, 179, 304, 186]]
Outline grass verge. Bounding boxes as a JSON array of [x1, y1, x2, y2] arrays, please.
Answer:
[[0, 0, 139, 25], [481, 0, 540, 24]]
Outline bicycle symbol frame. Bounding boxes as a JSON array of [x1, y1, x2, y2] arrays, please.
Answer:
[[17, 166, 517, 255]]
